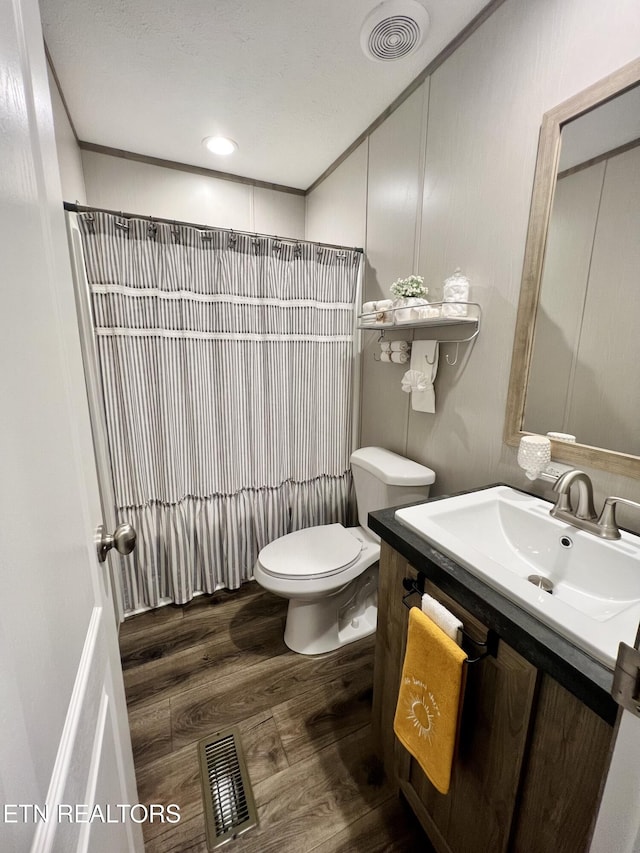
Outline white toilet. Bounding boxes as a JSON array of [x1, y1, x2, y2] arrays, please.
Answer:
[[254, 447, 435, 654]]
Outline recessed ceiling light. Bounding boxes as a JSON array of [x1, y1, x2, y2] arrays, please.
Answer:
[[203, 136, 238, 156]]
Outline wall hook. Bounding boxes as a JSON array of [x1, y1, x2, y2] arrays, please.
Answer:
[[446, 343, 461, 366]]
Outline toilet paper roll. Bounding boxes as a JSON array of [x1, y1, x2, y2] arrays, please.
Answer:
[[390, 340, 410, 352], [380, 341, 392, 352], [380, 351, 392, 362], [390, 351, 410, 364]]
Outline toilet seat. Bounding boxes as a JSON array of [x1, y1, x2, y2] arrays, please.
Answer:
[[258, 523, 363, 580]]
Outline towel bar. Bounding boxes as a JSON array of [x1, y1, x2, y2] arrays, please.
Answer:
[[401, 578, 498, 664]]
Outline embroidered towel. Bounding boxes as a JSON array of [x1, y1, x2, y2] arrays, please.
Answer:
[[422, 593, 463, 643], [409, 341, 439, 412], [393, 607, 467, 794]]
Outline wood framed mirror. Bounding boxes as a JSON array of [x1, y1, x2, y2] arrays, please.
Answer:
[[505, 57, 640, 479]]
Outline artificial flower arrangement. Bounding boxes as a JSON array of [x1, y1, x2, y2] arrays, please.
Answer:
[[390, 275, 428, 299]]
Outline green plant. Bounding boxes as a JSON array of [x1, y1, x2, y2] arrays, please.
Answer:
[[390, 275, 428, 299]]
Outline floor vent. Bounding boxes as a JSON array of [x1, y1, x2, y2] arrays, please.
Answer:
[[198, 727, 258, 849]]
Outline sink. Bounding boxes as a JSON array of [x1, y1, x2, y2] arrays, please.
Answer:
[[395, 485, 640, 669]]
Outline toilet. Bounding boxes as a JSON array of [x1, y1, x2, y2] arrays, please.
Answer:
[[254, 447, 435, 654]]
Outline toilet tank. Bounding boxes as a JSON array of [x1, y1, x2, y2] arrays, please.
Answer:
[[350, 447, 436, 535]]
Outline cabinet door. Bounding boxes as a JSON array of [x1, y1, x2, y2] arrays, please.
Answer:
[[511, 674, 613, 853], [403, 582, 538, 853], [372, 544, 538, 853]]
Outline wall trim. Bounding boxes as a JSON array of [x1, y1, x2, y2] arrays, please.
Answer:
[[44, 39, 80, 143], [78, 142, 306, 196]]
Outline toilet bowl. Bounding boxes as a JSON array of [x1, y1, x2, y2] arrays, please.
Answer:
[[254, 523, 381, 654], [254, 447, 436, 655]]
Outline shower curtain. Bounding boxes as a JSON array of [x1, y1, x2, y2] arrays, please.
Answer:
[[77, 211, 361, 614]]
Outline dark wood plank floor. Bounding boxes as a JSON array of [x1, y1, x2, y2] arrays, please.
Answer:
[[119, 581, 428, 852]]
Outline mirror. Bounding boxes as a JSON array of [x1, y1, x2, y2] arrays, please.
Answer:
[[505, 58, 640, 478]]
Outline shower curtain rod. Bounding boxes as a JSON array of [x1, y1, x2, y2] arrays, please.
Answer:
[[63, 202, 364, 254]]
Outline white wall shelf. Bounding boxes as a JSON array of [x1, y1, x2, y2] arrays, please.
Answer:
[[358, 301, 480, 331], [358, 302, 481, 366]]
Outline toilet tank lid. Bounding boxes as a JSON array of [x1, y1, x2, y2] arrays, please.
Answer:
[[350, 447, 436, 486]]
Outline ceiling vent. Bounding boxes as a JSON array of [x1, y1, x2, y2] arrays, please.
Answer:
[[360, 0, 430, 62]]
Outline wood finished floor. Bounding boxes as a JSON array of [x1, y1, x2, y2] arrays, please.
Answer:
[[119, 581, 429, 852]]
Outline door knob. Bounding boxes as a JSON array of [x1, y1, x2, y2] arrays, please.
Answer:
[[96, 523, 137, 563]]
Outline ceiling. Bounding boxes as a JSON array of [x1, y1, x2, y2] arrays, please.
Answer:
[[40, 0, 489, 191]]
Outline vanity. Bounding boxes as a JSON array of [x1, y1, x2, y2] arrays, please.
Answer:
[[369, 485, 630, 853]]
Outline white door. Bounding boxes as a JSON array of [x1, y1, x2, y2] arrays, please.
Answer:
[[0, 1, 143, 851], [66, 215, 125, 626]]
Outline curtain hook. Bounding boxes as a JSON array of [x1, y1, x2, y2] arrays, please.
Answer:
[[115, 213, 129, 233]]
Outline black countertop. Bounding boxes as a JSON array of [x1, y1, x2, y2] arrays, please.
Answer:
[[369, 485, 618, 725]]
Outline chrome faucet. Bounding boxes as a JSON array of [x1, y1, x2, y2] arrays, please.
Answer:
[[551, 470, 596, 520], [550, 470, 640, 539]]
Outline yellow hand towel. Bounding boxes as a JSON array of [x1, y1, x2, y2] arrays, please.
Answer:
[[393, 607, 467, 794]]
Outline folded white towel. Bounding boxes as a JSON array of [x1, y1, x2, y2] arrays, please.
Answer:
[[401, 369, 429, 393], [390, 351, 409, 364], [362, 301, 377, 314], [380, 341, 392, 352], [409, 341, 439, 412], [422, 593, 463, 644], [390, 340, 409, 352], [380, 351, 392, 362], [419, 306, 441, 319], [376, 299, 393, 310]]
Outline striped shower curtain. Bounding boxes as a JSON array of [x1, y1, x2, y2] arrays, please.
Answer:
[[77, 212, 360, 614]]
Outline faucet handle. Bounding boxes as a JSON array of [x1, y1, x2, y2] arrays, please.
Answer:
[[597, 497, 640, 540]]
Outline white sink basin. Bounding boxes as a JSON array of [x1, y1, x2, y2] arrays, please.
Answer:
[[395, 485, 640, 669]]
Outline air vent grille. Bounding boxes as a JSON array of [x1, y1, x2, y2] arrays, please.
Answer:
[[198, 728, 257, 849], [360, 1, 430, 63], [368, 15, 421, 61]]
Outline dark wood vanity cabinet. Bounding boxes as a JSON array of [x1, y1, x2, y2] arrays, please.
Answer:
[[372, 543, 614, 853]]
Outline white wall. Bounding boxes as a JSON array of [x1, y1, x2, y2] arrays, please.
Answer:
[[306, 141, 368, 249], [82, 150, 306, 238], [47, 65, 86, 203], [306, 0, 640, 516]]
